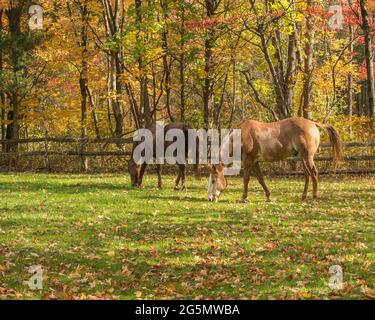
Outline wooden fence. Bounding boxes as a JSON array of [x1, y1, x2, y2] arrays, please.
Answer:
[[0, 137, 374, 174]]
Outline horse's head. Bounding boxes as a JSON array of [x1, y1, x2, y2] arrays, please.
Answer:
[[208, 164, 228, 202], [128, 159, 142, 187]]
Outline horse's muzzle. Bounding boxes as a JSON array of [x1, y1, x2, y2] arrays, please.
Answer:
[[208, 194, 219, 202]]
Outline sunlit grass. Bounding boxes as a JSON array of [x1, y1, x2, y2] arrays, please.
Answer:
[[0, 173, 373, 299]]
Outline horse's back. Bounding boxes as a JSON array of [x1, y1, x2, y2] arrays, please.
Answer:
[[240, 117, 319, 141], [239, 117, 320, 161], [133, 122, 191, 156], [146, 121, 190, 134], [165, 122, 191, 132]]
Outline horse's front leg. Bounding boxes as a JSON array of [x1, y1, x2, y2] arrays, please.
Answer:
[[176, 164, 187, 190], [240, 167, 251, 203], [138, 163, 147, 187], [156, 164, 162, 188], [175, 170, 181, 190]]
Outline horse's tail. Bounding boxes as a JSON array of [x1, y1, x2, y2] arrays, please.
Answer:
[[315, 122, 344, 169]]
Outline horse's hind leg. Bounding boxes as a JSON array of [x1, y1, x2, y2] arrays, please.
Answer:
[[240, 167, 251, 203], [301, 161, 310, 201], [175, 164, 186, 190], [253, 162, 271, 202], [301, 154, 318, 200], [175, 171, 181, 190], [308, 157, 319, 199], [156, 164, 162, 188], [180, 164, 187, 190]]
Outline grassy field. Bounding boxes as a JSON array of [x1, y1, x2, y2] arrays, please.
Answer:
[[0, 172, 374, 300]]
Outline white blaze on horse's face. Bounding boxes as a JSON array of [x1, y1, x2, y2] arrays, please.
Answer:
[[208, 173, 220, 202], [208, 164, 227, 202]]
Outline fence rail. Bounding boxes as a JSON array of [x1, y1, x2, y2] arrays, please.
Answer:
[[0, 152, 374, 162], [1, 138, 375, 148], [0, 137, 374, 173], [0, 137, 134, 144]]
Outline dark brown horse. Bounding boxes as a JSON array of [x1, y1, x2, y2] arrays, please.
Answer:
[[128, 122, 193, 189], [208, 117, 343, 202]]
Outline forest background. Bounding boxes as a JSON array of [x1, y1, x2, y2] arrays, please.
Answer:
[[0, 0, 374, 171]]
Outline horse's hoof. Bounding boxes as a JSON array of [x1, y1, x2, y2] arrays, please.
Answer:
[[265, 198, 272, 203], [174, 187, 180, 191], [238, 199, 249, 204]]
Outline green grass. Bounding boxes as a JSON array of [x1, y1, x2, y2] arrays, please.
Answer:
[[0, 172, 374, 300]]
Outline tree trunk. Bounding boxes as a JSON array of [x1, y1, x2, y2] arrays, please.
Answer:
[[105, 54, 123, 138], [6, 5, 23, 152], [87, 87, 101, 139], [348, 0, 354, 137], [160, 0, 174, 122], [106, 56, 114, 136], [114, 54, 125, 136], [302, 0, 314, 119], [140, 77, 151, 126], [0, 101, 4, 152], [359, 0, 375, 121], [203, 0, 217, 129], [284, 30, 298, 117], [101, 0, 124, 137], [259, 31, 295, 119], [79, 2, 89, 171], [0, 9, 6, 152], [178, 3, 186, 121], [135, 0, 152, 127], [203, 32, 215, 128], [124, 82, 140, 129]]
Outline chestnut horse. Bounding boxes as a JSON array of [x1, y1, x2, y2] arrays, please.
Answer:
[[128, 122, 194, 189], [208, 117, 343, 202]]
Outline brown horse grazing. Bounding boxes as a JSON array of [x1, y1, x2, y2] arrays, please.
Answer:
[[208, 117, 343, 202], [128, 122, 193, 189]]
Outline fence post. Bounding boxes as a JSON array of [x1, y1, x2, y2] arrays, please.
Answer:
[[80, 139, 88, 172], [44, 133, 51, 172], [6, 140, 17, 171]]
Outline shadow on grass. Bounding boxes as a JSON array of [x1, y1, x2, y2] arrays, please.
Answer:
[[0, 180, 134, 194], [0, 173, 373, 298], [1, 211, 371, 299]]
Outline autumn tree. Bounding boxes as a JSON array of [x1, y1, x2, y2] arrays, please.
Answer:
[[0, 0, 44, 151], [359, 0, 375, 121]]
